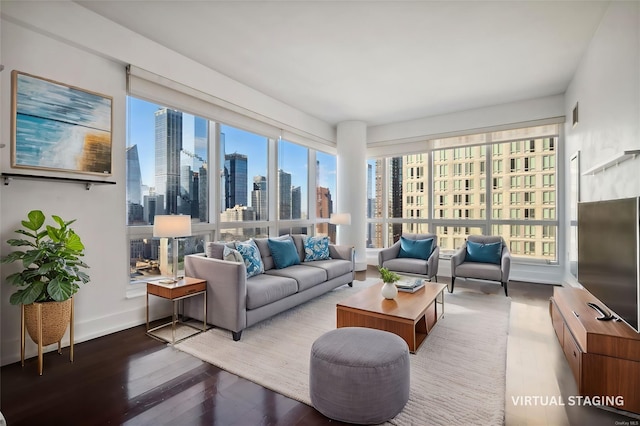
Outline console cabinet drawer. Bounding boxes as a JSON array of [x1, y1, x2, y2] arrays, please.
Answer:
[[550, 299, 564, 346], [563, 323, 582, 392]]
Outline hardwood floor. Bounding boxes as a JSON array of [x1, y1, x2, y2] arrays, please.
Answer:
[[1, 270, 638, 425]]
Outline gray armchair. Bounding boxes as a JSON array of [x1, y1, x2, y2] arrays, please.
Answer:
[[378, 233, 439, 281], [450, 235, 511, 296]]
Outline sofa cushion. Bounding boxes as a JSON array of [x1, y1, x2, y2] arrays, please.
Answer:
[[222, 245, 243, 263], [235, 240, 265, 278], [246, 274, 298, 310], [382, 258, 428, 275], [303, 236, 331, 261], [455, 262, 502, 281], [398, 236, 433, 260], [291, 234, 307, 263], [304, 259, 352, 280], [265, 265, 327, 292], [205, 241, 235, 259], [268, 237, 301, 269], [254, 235, 292, 271], [466, 241, 501, 264]]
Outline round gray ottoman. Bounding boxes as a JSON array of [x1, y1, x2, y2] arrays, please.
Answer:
[[309, 327, 410, 424]]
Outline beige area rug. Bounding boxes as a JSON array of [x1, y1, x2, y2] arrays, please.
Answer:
[[175, 279, 511, 425]]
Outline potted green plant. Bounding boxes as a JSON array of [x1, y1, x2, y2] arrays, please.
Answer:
[[378, 266, 400, 299], [1, 210, 90, 348]]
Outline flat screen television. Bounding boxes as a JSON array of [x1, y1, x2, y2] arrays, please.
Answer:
[[577, 197, 640, 333]]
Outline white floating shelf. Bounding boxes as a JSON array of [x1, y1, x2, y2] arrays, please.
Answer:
[[582, 149, 640, 175]]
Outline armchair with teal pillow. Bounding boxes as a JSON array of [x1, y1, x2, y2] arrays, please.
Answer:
[[450, 235, 511, 296], [378, 233, 439, 281]]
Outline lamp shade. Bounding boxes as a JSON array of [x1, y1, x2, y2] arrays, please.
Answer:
[[329, 213, 351, 225], [153, 215, 192, 238]]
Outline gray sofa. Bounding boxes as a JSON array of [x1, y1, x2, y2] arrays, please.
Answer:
[[183, 234, 354, 340]]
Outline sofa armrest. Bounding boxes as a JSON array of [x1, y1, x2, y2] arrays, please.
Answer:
[[378, 241, 401, 266], [427, 245, 440, 279], [184, 254, 247, 333], [450, 243, 467, 277], [501, 246, 512, 282], [329, 244, 353, 262]]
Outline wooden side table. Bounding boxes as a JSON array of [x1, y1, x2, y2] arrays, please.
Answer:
[[146, 277, 207, 344]]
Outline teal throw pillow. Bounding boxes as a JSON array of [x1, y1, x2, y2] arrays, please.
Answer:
[[398, 236, 434, 260], [267, 237, 300, 269], [234, 239, 265, 278], [466, 241, 502, 264], [303, 236, 331, 261]]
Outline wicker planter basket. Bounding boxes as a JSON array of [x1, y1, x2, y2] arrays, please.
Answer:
[[24, 299, 72, 346]]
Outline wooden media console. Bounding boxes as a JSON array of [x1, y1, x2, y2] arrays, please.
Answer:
[[550, 287, 640, 415]]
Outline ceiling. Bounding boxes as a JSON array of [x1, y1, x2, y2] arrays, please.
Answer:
[[77, 1, 609, 127]]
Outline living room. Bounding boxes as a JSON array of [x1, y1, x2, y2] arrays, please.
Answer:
[[1, 1, 639, 425]]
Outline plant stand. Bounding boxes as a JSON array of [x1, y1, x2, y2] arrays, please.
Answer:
[[21, 296, 74, 375]]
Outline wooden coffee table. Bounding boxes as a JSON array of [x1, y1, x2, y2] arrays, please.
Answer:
[[337, 281, 447, 353]]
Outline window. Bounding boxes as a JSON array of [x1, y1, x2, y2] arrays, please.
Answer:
[[366, 159, 381, 219], [543, 155, 555, 170], [220, 125, 269, 223], [510, 176, 522, 188], [510, 241, 521, 254], [278, 140, 308, 220], [524, 225, 535, 238], [543, 208, 556, 219], [524, 157, 534, 171], [543, 191, 555, 204], [127, 97, 212, 282], [510, 225, 521, 237], [524, 192, 535, 204], [368, 128, 558, 261], [316, 151, 337, 240], [127, 98, 210, 225], [543, 138, 555, 151], [543, 174, 555, 187], [524, 241, 535, 255]]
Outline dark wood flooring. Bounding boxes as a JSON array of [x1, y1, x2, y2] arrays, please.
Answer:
[[1, 269, 639, 425]]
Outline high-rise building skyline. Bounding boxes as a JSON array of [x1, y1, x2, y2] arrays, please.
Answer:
[[154, 108, 182, 214], [251, 175, 268, 220], [224, 153, 248, 209], [279, 169, 292, 219], [291, 186, 301, 219]]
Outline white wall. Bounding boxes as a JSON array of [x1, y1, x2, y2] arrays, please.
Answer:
[[0, 20, 138, 365], [563, 1, 640, 283]]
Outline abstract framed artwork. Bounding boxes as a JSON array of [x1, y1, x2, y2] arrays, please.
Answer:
[[11, 71, 113, 176]]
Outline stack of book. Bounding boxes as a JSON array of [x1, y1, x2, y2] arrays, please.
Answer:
[[395, 279, 425, 293]]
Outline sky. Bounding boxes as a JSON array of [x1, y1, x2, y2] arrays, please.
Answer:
[[127, 97, 337, 214]]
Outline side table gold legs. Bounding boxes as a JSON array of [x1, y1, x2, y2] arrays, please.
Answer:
[[20, 297, 74, 375]]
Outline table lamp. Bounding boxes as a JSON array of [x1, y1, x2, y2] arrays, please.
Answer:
[[153, 215, 192, 283]]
